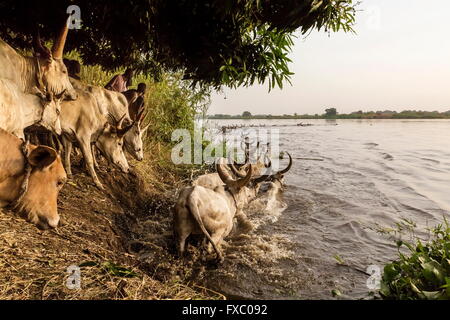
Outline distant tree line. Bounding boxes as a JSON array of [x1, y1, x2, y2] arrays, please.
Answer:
[[209, 109, 450, 120]]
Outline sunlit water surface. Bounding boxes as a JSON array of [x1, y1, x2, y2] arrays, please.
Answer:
[[200, 119, 450, 299]]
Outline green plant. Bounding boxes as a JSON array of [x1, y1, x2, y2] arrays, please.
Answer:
[[380, 218, 450, 300], [0, 0, 358, 89]]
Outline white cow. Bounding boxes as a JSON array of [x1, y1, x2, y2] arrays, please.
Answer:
[[0, 78, 63, 139]]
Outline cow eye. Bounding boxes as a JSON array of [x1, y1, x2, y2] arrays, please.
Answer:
[[57, 180, 65, 187], [56, 109, 60, 116]]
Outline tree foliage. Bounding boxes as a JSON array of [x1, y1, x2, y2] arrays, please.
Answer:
[[0, 0, 358, 89], [324, 107, 337, 117]]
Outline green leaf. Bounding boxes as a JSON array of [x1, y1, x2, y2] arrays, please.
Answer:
[[79, 261, 98, 267], [334, 254, 345, 265], [421, 290, 444, 300], [331, 289, 341, 297], [421, 260, 445, 284], [101, 262, 139, 278], [379, 281, 391, 297], [383, 264, 400, 282]]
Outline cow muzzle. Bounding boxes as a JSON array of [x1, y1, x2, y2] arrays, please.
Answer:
[[65, 89, 78, 101], [37, 215, 60, 230]]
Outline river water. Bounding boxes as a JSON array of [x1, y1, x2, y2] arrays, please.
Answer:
[[202, 119, 450, 299]]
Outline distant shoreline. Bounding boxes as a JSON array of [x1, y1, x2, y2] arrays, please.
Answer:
[[208, 113, 450, 120], [207, 116, 450, 120]]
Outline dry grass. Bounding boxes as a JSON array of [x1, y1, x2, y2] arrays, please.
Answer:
[[0, 152, 222, 300], [0, 54, 220, 299]]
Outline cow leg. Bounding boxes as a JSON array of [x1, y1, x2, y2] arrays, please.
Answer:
[[92, 145, 99, 169], [47, 133, 56, 149], [62, 136, 73, 177], [53, 134, 63, 153], [207, 230, 225, 263], [178, 232, 189, 258], [79, 138, 104, 190]]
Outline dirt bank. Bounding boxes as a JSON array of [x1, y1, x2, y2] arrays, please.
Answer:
[[0, 152, 222, 300]]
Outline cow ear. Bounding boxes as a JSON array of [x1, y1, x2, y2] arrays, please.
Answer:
[[104, 122, 117, 135], [27, 146, 58, 169], [33, 30, 52, 61]]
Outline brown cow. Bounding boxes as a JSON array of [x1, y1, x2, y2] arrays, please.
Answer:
[[0, 128, 67, 229]]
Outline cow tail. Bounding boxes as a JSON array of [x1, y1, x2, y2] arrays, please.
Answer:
[[186, 192, 223, 261]]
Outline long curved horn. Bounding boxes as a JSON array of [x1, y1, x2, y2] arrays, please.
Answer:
[[107, 113, 118, 126], [264, 154, 272, 168], [117, 114, 127, 129], [117, 123, 134, 138], [251, 173, 271, 185], [217, 163, 253, 189], [278, 152, 293, 174], [216, 162, 234, 187], [251, 151, 291, 184], [52, 16, 70, 59], [229, 162, 248, 178], [136, 108, 145, 123], [235, 164, 253, 189], [227, 152, 248, 178]]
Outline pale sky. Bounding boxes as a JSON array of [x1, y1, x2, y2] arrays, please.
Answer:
[[209, 0, 450, 115]]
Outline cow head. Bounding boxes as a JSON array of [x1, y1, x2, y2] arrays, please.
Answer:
[[19, 145, 67, 229], [251, 152, 293, 190], [124, 109, 149, 161], [228, 147, 271, 178], [96, 114, 133, 173], [216, 162, 254, 204], [39, 91, 65, 135], [33, 19, 78, 101]]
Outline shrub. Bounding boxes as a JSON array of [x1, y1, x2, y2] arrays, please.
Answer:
[[380, 218, 450, 300]]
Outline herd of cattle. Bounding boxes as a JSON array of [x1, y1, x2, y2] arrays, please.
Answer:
[[0, 22, 147, 229], [174, 142, 293, 262], [0, 21, 293, 263]]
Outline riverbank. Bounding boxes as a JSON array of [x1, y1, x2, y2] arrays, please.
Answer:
[[0, 147, 222, 300]]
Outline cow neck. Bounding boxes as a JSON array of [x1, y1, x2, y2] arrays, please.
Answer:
[[22, 94, 44, 128], [19, 56, 45, 95], [224, 186, 239, 212], [33, 57, 46, 95], [8, 140, 32, 209]]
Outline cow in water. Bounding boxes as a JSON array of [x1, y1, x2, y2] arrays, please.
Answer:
[[0, 18, 77, 100], [0, 128, 67, 229], [174, 163, 261, 263]]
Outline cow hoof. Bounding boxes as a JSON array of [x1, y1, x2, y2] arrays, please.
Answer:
[[94, 181, 105, 190], [216, 256, 225, 264]]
